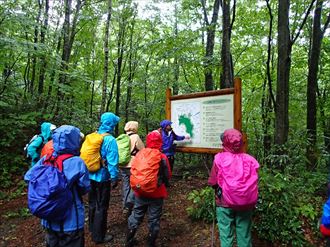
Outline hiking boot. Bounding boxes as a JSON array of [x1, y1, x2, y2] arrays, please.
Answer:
[[95, 234, 113, 244], [125, 228, 137, 247], [147, 231, 158, 247], [123, 207, 132, 218]]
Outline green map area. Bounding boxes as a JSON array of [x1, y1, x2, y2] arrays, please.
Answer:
[[179, 114, 194, 138]]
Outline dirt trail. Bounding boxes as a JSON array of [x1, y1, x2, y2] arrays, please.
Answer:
[[0, 177, 267, 247]]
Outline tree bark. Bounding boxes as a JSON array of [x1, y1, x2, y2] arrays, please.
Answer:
[[274, 0, 315, 157], [262, 0, 275, 158], [274, 0, 291, 149], [201, 0, 220, 91], [101, 0, 112, 115], [125, 9, 137, 123], [173, 3, 179, 95], [38, 0, 49, 96], [30, 0, 42, 96], [220, 0, 234, 89], [306, 0, 323, 169], [115, 7, 128, 135]]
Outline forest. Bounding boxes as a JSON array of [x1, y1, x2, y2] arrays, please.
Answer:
[[1, 0, 330, 246]]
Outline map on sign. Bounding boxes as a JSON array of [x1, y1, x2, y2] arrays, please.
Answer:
[[171, 94, 234, 149]]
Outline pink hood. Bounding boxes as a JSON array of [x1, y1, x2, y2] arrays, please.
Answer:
[[222, 129, 243, 154]]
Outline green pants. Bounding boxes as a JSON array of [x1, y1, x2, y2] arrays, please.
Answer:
[[216, 207, 253, 247]]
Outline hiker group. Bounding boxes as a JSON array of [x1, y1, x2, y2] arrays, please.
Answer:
[[24, 113, 261, 247]]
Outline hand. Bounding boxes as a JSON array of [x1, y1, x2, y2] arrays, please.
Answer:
[[185, 135, 190, 140], [112, 180, 118, 189]]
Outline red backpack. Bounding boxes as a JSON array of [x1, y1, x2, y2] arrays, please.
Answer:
[[130, 148, 162, 193]]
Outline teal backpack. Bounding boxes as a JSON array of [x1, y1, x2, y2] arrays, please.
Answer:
[[116, 134, 131, 166]]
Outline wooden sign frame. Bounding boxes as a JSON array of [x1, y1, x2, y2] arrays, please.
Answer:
[[165, 77, 242, 154]]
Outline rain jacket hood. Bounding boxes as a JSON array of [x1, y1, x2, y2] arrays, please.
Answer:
[[40, 122, 54, 142], [222, 129, 243, 154], [52, 125, 81, 156], [124, 121, 139, 134], [99, 112, 120, 134], [146, 130, 162, 150], [160, 120, 172, 129]]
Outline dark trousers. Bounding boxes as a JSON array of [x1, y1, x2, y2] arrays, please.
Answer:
[[46, 228, 84, 247], [120, 168, 135, 209], [167, 155, 175, 172], [88, 180, 111, 242], [128, 196, 163, 234]]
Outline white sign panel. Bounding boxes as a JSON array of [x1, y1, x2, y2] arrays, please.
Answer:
[[171, 94, 234, 149]]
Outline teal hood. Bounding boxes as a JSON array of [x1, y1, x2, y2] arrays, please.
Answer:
[[98, 112, 120, 134], [40, 122, 55, 142]]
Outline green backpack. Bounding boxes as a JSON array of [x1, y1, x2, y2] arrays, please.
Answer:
[[116, 134, 131, 166]]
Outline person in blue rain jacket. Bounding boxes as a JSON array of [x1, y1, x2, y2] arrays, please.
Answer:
[[88, 112, 120, 244], [25, 125, 90, 247], [27, 122, 56, 167]]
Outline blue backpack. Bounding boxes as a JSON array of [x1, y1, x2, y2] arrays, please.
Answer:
[[27, 154, 74, 221]]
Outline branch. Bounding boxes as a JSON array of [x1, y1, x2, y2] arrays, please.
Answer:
[[291, 0, 316, 45], [233, 41, 249, 67], [230, 0, 236, 35], [322, 12, 330, 37], [200, 0, 210, 26], [0, 53, 22, 96]]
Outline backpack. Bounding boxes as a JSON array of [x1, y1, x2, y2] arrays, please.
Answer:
[[27, 154, 74, 221], [40, 140, 54, 158], [80, 132, 109, 172], [130, 148, 162, 193], [116, 134, 132, 167], [215, 152, 259, 210], [321, 198, 330, 236], [24, 134, 45, 158]]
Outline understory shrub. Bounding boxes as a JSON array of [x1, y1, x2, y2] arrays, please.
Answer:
[[187, 186, 215, 223]]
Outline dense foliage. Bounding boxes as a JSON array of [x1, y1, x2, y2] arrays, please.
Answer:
[[1, 0, 330, 245]]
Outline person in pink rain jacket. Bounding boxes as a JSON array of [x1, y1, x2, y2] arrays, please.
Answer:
[[208, 129, 259, 247]]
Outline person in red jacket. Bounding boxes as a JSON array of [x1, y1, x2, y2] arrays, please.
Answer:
[[126, 130, 171, 247]]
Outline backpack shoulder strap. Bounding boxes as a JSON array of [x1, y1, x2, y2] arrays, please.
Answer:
[[39, 135, 45, 143], [44, 154, 74, 172]]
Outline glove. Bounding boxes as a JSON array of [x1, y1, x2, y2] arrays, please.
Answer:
[[112, 180, 118, 189]]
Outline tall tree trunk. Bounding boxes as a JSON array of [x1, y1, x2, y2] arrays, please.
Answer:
[[275, 0, 291, 152], [173, 3, 179, 96], [115, 11, 127, 136], [262, 0, 275, 158], [56, 0, 82, 116], [306, 0, 325, 169], [58, 0, 72, 89], [201, 0, 220, 91], [144, 56, 152, 133], [274, 0, 315, 158], [30, 0, 42, 96], [38, 0, 49, 96], [220, 0, 234, 89], [125, 10, 137, 123], [101, 0, 112, 115]]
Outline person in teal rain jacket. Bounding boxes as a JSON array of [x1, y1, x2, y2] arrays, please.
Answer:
[[27, 122, 56, 167], [88, 112, 120, 244], [25, 125, 90, 247]]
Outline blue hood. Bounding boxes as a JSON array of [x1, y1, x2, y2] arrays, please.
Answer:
[[52, 125, 81, 156], [40, 122, 53, 142], [98, 112, 120, 134], [160, 120, 172, 129]]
